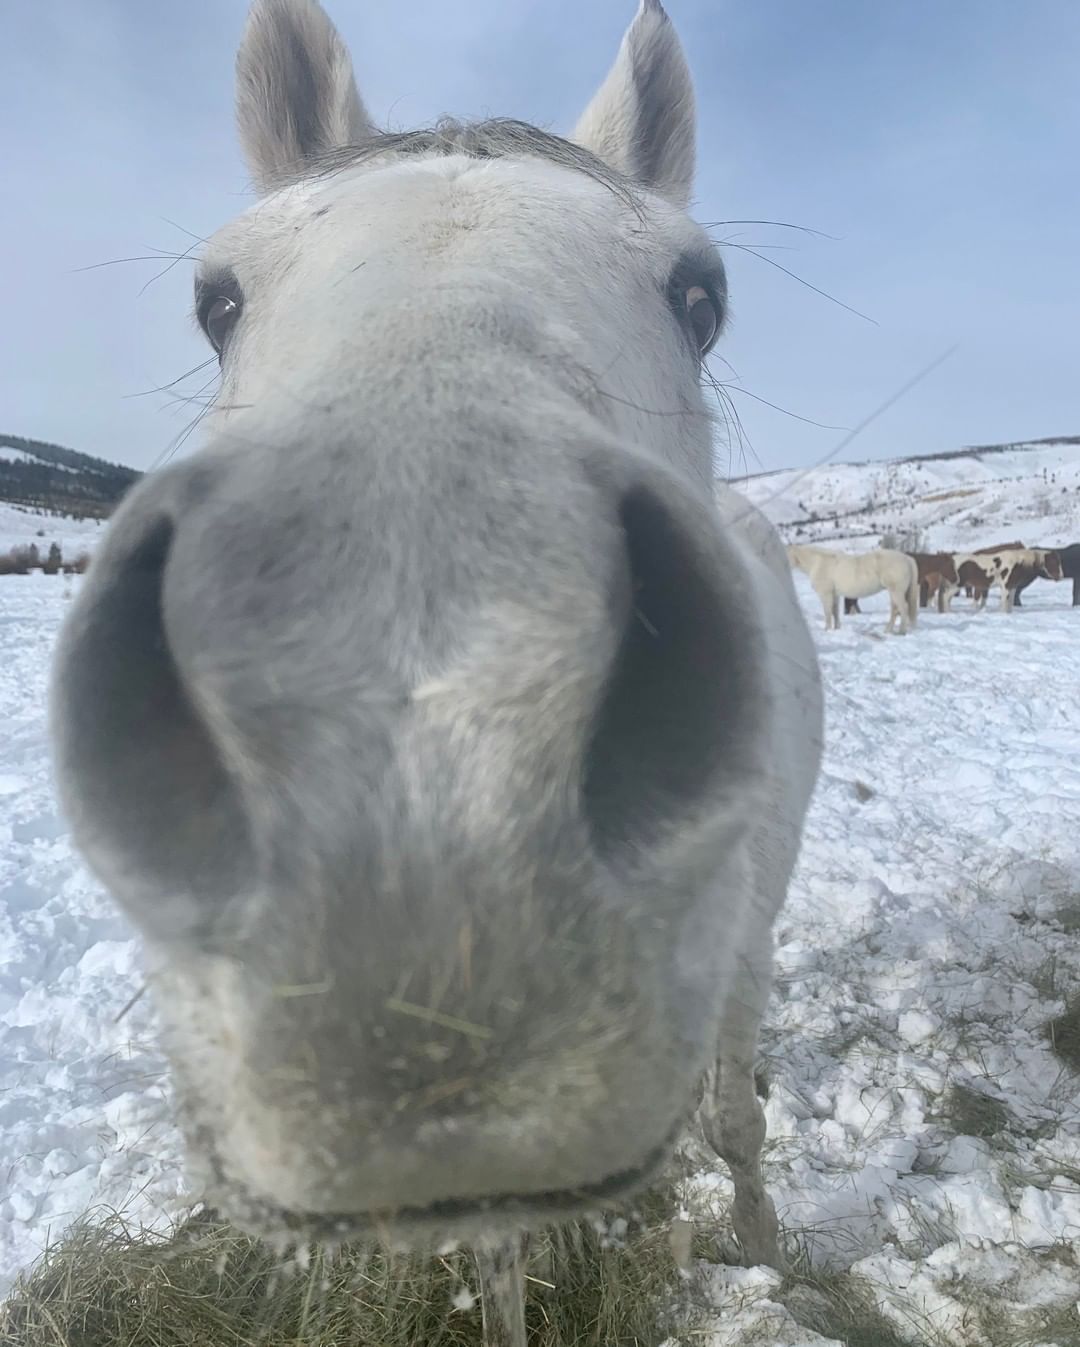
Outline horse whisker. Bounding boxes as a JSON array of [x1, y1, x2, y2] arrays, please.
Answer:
[[700, 218, 841, 241], [71, 253, 195, 274], [720, 240, 878, 325], [737, 345, 959, 523], [125, 357, 219, 399], [712, 380, 849, 434]]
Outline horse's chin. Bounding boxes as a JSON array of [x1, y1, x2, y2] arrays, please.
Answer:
[[197, 1125, 681, 1249]]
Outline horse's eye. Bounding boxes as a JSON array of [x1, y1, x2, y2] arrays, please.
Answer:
[[685, 286, 719, 355], [200, 294, 241, 355]]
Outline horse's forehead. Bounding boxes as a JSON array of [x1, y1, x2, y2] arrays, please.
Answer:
[[202, 153, 697, 278]]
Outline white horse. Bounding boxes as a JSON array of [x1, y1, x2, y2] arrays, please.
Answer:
[[49, 3, 823, 1344], [788, 543, 919, 633]]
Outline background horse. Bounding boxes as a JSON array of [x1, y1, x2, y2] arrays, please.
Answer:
[[909, 551, 959, 612], [1057, 542, 1080, 606], [960, 540, 1025, 597], [48, 3, 823, 1344], [953, 547, 1062, 612], [1009, 548, 1063, 607], [787, 543, 919, 633]]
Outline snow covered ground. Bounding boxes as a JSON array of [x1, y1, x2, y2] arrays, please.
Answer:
[[684, 575, 1080, 1343], [0, 501, 106, 559], [0, 575, 187, 1288], [3, 473, 1080, 1341]]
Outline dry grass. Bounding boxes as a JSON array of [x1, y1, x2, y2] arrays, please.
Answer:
[[6, 1176, 1080, 1347], [938, 1083, 1011, 1139], [1053, 893, 1080, 935], [780, 1249, 1080, 1347], [1045, 994, 1080, 1071], [0, 1196, 695, 1347], [779, 1271, 915, 1347]]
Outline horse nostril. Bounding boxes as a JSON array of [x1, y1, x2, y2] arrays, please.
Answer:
[[582, 485, 761, 856], [50, 512, 252, 939]]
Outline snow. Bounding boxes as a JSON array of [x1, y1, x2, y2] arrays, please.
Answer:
[[0, 501, 105, 558], [0, 449, 102, 476], [734, 438, 1080, 552], [3, 451, 1080, 1339], [0, 450, 48, 468], [0, 574, 186, 1288]]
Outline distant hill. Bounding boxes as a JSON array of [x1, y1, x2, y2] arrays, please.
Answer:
[[0, 434, 140, 520], [731, 436, 1080, 553], [2, 429, 1076, 562]]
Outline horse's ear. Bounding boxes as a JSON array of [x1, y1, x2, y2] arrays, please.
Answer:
[[236, 0, 374, 193], [571, 0, 696, 209]]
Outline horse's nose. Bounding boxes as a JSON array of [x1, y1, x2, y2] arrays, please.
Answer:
[[51, 438, 767, 943]]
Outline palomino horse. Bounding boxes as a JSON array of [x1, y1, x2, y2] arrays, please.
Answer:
[[787, 543, 919, 633], [48, 3, 823, 1343]]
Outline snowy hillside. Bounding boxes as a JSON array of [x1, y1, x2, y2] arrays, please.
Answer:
[[732, 436, 1080, 554], [5, 434, 1076, 567], [0, 502, 107, 558], [0, 433, 138, 525]]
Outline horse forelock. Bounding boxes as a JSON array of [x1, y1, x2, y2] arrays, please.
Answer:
[[274, 117, 645, 210]]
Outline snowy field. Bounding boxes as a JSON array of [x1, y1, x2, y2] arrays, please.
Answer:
[[3, 530, 1080, 1340], [686, 574, 1080, 1343], [0, 501, 106, 559]]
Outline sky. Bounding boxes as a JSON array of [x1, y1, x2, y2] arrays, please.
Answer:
[[2, 0, 1078, 475]]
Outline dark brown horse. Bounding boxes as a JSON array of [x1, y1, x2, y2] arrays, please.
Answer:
[[909, 553, 959, 611], [1010, 549, 1063, 607], [1057, 543, 1080, 606]]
